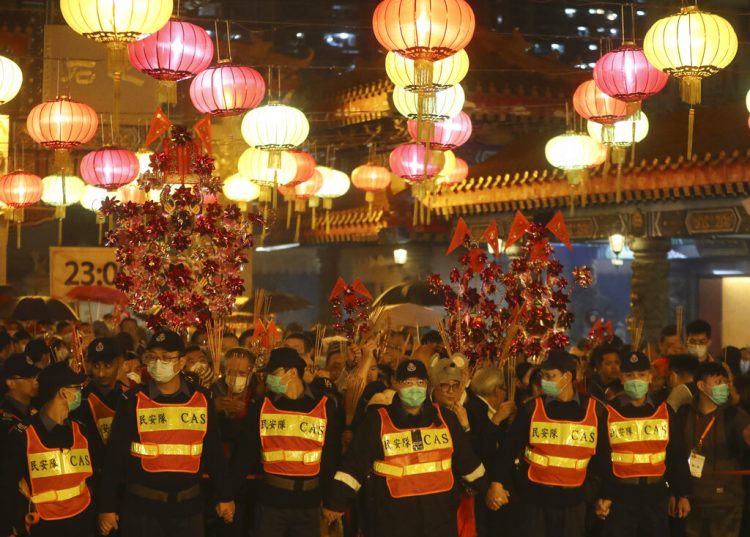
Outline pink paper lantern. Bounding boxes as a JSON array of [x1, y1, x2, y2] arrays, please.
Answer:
[[573, 80, 629, 125], [408, 111, 472, 150], [189, 62, 265, 116], [80, 147, 139, 191], [128, 20, 214, 82], [593, 44, 668, 103], [389, 144, 442, 183], [288, 150, 316, 186]]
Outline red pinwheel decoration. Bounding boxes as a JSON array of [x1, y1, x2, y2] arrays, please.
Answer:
[[329, 277, 374, 342]]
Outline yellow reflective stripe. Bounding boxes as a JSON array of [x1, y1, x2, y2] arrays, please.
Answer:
[[525, 448, 590, 470], [130, 442, 203, 457], [29, 448, 92, 479], [381, 428, 453, 457], [261, 449, 322, 464], [137, 406, 208, 432], [259, 413, 326, 443], [24, 480, 87, 504], [530, 422, 597, 448], [373, 458, 452, 478], [608, 419, 669, 445], [611, 451, 666, 464]]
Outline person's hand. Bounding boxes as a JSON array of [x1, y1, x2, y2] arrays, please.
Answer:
[[493, 401, 517, 425], [595, 499, 612, 519], [347, 343, 363, 364], [98, 512, 119, 535], [485, 482, 510, 511], [216, 501, 235, 523], [676, 497, 691, 518], [449, 403, 470, 430], [362, 339, 378, 360], [322, 508, 344, 525], [668, 496, 677, 517]]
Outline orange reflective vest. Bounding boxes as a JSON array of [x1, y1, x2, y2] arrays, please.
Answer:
[[607, 402, 669, 478], [372, 405, 454, 498], [525, 397, 598, 487], [131, 390, 208, 473], [259, 396, 327, 477], [87, 392, 115, 445], [22, 421, 92, 521]]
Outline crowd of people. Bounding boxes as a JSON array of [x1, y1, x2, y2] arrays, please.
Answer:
[[0, 316, 749, 537]]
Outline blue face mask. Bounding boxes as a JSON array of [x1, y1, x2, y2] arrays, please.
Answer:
[[266, 373, 289, 395], [709, 384, 730, 405], [541, 379, 562, 398], [399, 386, 427, 407], [623, 379, 650, 400]]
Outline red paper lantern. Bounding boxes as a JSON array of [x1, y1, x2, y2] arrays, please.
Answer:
[[0, 171, 43, 207], [439, 157, 468, 185], [389, 143, 441, 183], [80, 147, 139, 191], [26, 96, 98, 149], [593, 44, 668, 105], [407, 111, 472, 150], [372, 0, 475, 61], [128, 20, 213, 81], [288, 150, 316, 186], [279, 169, 323, 200], [189, 62, 265, 116], [573, 80, 629, 125]]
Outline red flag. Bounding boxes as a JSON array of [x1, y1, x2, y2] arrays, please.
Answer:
[[266, 320, 282, 347], [329, 277, 348, 301], [505, 211, 531, 249], [483, 220, 501, 255], [446, 217, 471, 254], [351, 278, 373, 300], [529, 239, 549, 262], [546, 211, 572, 251], [143, 107, 172, 148], [193, 115, 212, 155], [604, 320, 613, 338]]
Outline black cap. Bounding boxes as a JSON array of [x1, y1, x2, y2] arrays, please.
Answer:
[[25, 339, 52, 365], [2, 353, 39, 379], [147, 330, 185, 354], [541, 349, 578, 377], [0, 331, 12, 350], [87, 337, 123, 363], [265, 347, 306, 378], [395, 359, 429, 382], [620, 350, 650, 373], [37, 361, 86, 405]]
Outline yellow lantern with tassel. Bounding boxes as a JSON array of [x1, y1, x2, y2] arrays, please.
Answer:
[[316, 166, 350, 233], [643, 5, 737, 159], [42, 174, 85, 244], [386, 50, 469, 92]]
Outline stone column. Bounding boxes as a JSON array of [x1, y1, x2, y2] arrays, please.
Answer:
[[629, 238, 670, 347]]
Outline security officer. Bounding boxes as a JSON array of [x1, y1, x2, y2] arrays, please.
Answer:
[[97, 330, 234, 537], [73, 337, 125, 455], [231, 347, 341, 537], [595, 350, 691, 537], [323, 359, 488, 537], [486, 349, 608, 537], [1, 354, 39, 441], [0, 361, 96, 537]]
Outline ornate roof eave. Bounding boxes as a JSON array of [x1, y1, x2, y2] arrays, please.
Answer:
[[429, 149, 750, 216]]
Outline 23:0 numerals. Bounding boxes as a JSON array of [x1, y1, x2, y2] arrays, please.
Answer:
[[64, 261, 118, 286]]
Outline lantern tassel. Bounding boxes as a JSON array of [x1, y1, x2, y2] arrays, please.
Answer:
[[603, 146, 611, 178], [16, 221, 20, 249], [286, 200, 292, 229], [616, 161, 623, 203], [311, 205, 317, 229], [106, 43, 127, 143], [53, 149, 73, 175], [680, 77, 702, 106], [412, 198, 418, 227], [580, 172, 587, 208], [58, 219, 63, 245], [365, 191, 374, 217], [687, 107, 695, 160], [294, 214, 301, 243], [325, 209, 330, 234], [272, 171, 278, 209], [157, 81, 178, 105]]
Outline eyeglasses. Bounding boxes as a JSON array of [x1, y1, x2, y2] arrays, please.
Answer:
[[143, 351, 180, 364], [400, 379, 427, 388], [439, 382, 461, 393]]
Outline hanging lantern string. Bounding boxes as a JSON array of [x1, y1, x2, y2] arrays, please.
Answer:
[[176, 0, 181, 19], [630, 3, 637, 41], [266, 65, 272, 99], [214, 19, 222, 62], [225, 20, 233, 62], [277, 65, 282, 101], [620, 3, 626, 45]]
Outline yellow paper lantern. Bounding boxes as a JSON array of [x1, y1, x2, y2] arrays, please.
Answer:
[[223, 173, 261, 202], [745, 89, 750, 114], [393, 84, 464, 122], [0, 56, 22, 105], [116, 182, 147, 204], [80, 185, 109, 212], [386, 50, 469, 92], [316, 166, 351, 200], [545, 132, 602, 176], [41, 174, 85, 206], [241, 104, 309, 150], [643, 6, 737, 105], [587, 113, 650, 147], [60, 0, 173, 44], [437, 150, 456, 177], [237, 148, 297, 186]]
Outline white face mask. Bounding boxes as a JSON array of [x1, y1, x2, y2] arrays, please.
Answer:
[[687, 344, 708, 359], [126, 371, 142, 384], [148, 359, 179, 383], [228, 374, 249, 394]]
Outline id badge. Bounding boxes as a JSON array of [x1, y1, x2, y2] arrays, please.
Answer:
[[689, 450, 706, 478]]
